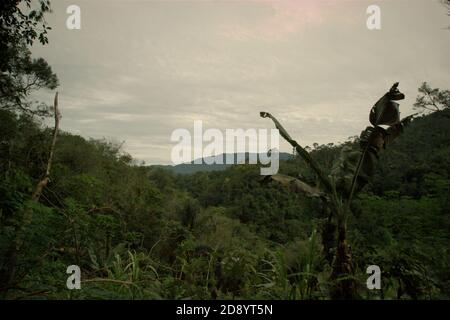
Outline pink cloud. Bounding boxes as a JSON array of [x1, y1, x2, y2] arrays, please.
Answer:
[[221, 0, 337, 41]]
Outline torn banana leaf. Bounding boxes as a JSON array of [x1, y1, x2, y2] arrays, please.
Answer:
[[260, 111, 333, 193], [369, 82, 405, 126], [260, 111, 293, 142]]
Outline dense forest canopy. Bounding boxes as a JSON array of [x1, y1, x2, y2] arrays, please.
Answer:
[[0, 106, 448, 299], [0, 0, 449, 300]]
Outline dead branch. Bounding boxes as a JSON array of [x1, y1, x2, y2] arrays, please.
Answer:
[[31, 92, 60, 202]]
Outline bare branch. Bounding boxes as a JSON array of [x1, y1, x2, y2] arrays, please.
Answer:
[[31, 92, 60, 202]]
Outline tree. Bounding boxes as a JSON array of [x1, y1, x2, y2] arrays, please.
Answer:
[[0, 0, 58, 115], [260, 83, 414, 299], [414, 82, 450, 114], [0, 0, 52, 64]]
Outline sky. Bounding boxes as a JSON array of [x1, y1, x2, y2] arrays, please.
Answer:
[[31, 0, 450, 164]]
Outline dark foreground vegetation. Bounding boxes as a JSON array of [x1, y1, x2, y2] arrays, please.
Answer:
[[0, 0, 449, 300], [0, 107, 449, 299]]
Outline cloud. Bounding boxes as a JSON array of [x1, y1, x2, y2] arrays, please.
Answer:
[[220, 0, 337, 41], [29, 0, 450, 164]]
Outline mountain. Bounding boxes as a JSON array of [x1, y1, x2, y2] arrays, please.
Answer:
[[153, 152, 294, 174]]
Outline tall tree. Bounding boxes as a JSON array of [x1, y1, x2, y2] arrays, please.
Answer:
[[0, 0, 58, 115]]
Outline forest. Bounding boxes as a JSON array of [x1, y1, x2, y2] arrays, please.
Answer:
[[0, 0, 449, 300]]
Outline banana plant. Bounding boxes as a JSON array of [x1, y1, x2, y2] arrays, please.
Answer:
[[260, 83, 414, 299]]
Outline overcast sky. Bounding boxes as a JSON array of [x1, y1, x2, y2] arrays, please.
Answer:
[[31, 0, 450, 164]]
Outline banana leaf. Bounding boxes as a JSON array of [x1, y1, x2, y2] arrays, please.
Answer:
[[369, 82, 405, 126]]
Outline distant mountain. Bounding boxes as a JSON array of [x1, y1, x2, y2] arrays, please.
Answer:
[[153, 152, 294, 174]]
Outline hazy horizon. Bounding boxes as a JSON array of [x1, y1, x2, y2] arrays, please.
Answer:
[[31, 0, 450, 164]]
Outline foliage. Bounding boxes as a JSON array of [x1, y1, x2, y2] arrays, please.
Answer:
[[0, 0, 448, 301], [0, 0, 58, 115], [414, 82, 450, 114], [1, 101, 449, 299]]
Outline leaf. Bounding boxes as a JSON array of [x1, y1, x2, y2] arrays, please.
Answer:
[[369, 82, 405, 126], [260, 111, 333, 193], [260, 111, 293, 142]]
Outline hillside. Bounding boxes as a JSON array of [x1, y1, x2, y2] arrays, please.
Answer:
[[0, 109, 448, 299], [154, 152, 294, 174]]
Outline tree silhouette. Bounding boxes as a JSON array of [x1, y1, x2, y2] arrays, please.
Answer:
[[414, 82, 450, 114], [260, 83, 414, 299]]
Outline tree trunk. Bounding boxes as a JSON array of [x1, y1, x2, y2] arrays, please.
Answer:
[[330, 218, 358, 299]]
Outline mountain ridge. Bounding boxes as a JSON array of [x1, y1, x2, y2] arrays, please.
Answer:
[[152, 152, 294, 174]]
